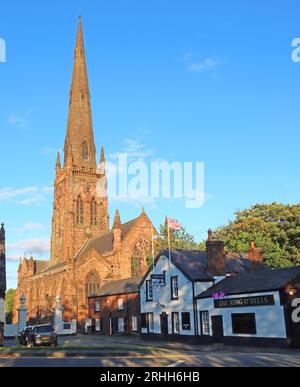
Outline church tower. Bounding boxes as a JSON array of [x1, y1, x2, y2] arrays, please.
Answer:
[[51, 18, 109, 264]]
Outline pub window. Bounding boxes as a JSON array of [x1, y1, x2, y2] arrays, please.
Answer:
[[146, 280, 153, 301], [232, 313, 257, 335], [90, 198, 97, 226], [95, 301, 100, 313], [181, 312, 191, 330], [132, 316, 138, 332], [172, 312, 180, 334], [141, 313, 147, 329], [171, 276, 179, 300], [76, 196, 84, 225], [147, 313, 154, 333], [117, 298, 124, 311], [200, 311, 210, 335]]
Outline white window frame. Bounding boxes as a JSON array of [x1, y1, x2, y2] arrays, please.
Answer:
[[148, 313, 154, 333], [95, 301, 100, 312], [200, 311, 210, 335], [172, 312, 180, 334], [171, 276, 179, 299], [146, 280, 153, 301], [118, 317, 124, 333], [132, 315, 138, 332], [117, 298, 124, 311]]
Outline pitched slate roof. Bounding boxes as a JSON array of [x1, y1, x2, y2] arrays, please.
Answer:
[[96, 277, 141, 297], [74, 218, 138, 260], [34, 260, 50, 274], [140, 248, 260, 285], [196, 266, 300, 298]]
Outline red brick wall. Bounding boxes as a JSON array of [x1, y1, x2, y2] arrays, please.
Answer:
[[88, 292, 140, 335]]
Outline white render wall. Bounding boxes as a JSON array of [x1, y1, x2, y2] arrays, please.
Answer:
[[197, 291, 287, 339], [140, 255, 212, 336]]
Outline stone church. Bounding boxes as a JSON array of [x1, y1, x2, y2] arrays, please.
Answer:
[[13, 18, 154, 324]]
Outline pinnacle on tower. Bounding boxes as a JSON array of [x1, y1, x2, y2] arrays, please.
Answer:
[[113, 209, 122, 230], [56, 151, 61, 173], [100, 146, 106, 175]]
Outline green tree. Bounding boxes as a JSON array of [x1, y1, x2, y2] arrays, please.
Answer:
[[214, 203, 300, 268], [5, 288, 16, 324], [156, 220, 199, 252]]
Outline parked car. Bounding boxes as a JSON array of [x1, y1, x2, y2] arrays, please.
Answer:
[[20, 325, 57, 347]]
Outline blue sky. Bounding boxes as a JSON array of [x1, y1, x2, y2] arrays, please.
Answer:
[[1, 0, 300, 289]]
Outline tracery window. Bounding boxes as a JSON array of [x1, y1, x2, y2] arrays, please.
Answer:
[[76, 196, 84, 225], [90, 198, 97, 226], [131, 238, 150, 278], [86, 271, 101, 297]]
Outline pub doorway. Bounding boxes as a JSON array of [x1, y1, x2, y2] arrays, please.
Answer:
[[211, 315, 224, 343]]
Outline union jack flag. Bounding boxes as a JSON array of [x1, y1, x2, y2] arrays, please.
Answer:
[[167, 217, 182, 231]]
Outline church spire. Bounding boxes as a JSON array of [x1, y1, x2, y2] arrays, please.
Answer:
[[64, 17, 96, 168]]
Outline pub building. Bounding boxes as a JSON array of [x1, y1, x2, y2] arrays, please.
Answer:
[[88, 277, 141, 335], [140, 230, 300, 348], [139, 231, 266, 342], [196, 267, 300, 348]]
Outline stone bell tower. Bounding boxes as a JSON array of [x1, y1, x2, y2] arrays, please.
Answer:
[[50, 17, 109, 264]]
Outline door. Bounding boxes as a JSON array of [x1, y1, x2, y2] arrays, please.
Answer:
[[160, 313, 169, 340], [211, 315, 224, 343]]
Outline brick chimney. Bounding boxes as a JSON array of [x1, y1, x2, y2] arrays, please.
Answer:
[[206, 229, 226, 276], [248, 240, 264, 263]]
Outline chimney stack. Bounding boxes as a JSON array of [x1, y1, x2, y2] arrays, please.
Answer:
[[248, 240, 264, 263], [206, 229, 226, 276]]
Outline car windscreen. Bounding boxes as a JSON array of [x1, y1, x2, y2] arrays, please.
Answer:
[[35, 326, 54, 333]]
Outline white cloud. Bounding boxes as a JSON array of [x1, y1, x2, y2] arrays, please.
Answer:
[[17, 196, 45, 206], [6, 255, 22, 263], [0, 186, 53, 206], [109, 139, 153, 162], [41, 146, 57, 156], [8, 109, 36, 129], [0, 187, 37, 201], [8, 238, 50, 256], [23, 222, 45, 231], [188, 58, 221, 73]]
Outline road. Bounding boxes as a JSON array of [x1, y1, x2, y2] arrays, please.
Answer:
[[1, 351, 300, 367]]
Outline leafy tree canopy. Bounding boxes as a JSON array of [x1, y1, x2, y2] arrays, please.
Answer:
[[214, 203, 300, 268], [156, 220, 199, 252], [5, 288, 16, 324]]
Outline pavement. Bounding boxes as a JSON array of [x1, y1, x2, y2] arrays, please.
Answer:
[[1, 334, 300, 367]]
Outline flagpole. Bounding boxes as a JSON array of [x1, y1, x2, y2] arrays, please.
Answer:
[[151, 224, 155, 268], [167, 217, 171, 271]]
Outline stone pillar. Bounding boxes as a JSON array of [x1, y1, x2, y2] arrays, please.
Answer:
[[18, 293, 27, 333], [53, 295, 63, 335]]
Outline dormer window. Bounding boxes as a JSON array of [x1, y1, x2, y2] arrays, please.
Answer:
[[82, 141, 89, 160]]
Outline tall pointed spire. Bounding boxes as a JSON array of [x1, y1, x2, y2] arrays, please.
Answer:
[[64, 17, 96, 168]]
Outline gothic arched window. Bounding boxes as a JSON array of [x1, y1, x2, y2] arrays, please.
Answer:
[[86, 271, 100, 297], [82, 141, 89, 161], [76, 196, 84, 225], [90, 198, 97, 226], [131, 239, 150, 278]]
